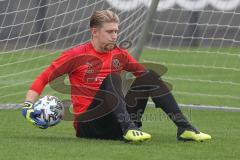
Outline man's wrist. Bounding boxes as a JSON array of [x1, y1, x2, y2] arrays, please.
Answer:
[[22, 101, 33, 108]]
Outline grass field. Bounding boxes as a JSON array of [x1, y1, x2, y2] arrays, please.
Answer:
[[0, 107, 240, 160]]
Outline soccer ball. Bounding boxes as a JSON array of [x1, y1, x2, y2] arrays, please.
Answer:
[[33, 95, 64, 127]]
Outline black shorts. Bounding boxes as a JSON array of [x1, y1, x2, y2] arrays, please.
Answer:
[[74, 109, 123, 140]]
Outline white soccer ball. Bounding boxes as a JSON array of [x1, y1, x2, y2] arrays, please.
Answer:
[[33, 95, 64, 127]]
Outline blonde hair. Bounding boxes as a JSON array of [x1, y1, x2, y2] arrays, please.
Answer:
[[90, 10, 119, 28]]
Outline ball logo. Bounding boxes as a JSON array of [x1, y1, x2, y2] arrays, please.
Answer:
[[106, 0, 240, 11]]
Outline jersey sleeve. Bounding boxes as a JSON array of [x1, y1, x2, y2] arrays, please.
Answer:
[[30, 50, 77, 94], [124, 51, 147, 77]]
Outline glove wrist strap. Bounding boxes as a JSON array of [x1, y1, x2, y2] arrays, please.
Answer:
[[22, 101, 33, 108]]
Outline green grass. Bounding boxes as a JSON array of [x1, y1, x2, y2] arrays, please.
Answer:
[[0, 48, 239, 107], [0, 107, 239, 160]]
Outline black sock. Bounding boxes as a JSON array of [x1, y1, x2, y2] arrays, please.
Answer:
[[152, 93, 192, 129]]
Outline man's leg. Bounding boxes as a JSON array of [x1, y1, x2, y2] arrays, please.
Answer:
[[103, 73, 151, 142], [125, 90, 148, 128], [126, 70, 211, 142], [125, 70, 191, 128]]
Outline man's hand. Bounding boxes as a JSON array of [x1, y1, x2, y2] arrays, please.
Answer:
[[21, 101, 48, 129]]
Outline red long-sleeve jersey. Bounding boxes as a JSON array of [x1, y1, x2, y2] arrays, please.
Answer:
[[30, 42, 146, 114]]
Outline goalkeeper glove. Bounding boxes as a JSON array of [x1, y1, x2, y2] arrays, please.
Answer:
[[21, 101, 48, 129]]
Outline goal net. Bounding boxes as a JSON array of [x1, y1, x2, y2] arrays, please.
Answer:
[[146, 0, 240, 108], [0, 0, 239, 109]]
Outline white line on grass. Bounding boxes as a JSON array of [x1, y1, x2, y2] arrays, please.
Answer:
[[1, 103, 240, 112], [148, 102, 240, 112]]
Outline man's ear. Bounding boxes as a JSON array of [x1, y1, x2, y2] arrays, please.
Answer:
[[91, 27, 97, 37]]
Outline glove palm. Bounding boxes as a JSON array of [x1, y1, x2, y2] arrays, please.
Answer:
[[22, 101, 48, 129]]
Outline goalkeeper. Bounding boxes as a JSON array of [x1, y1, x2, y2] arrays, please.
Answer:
[[22, 10, 211, 142]]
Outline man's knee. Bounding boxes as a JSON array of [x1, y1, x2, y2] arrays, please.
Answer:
[[105, 73, 122, 82], [128, 69, 172, 101], [136, 69, 160, 82], [104, 73, 122, 89]]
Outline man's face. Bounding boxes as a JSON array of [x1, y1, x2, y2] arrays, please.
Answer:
[[92, 22, 119, 51]]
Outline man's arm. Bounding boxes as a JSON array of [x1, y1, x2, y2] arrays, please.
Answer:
[[25, 90, 39, 103], [21, 50, 75, 128]]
